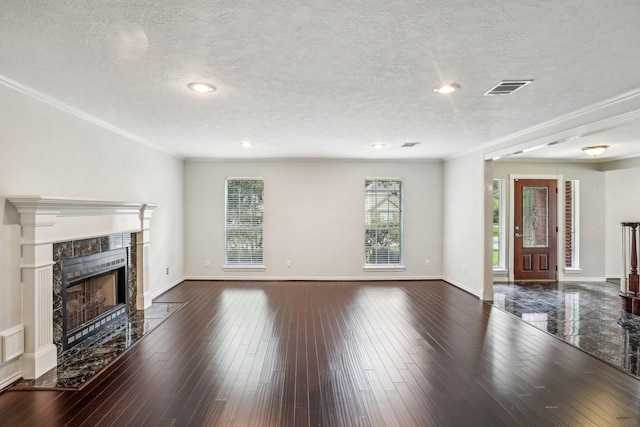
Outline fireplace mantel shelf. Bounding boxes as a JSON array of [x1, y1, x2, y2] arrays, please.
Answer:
[[7, 196, 158, 216]]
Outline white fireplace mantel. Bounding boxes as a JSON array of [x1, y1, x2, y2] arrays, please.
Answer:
[[7, 196, 158, 379], [7, 195, 152, 213], [8, 196, 158, 243]]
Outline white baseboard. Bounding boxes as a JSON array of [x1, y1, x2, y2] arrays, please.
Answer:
[[441, 277, 481, 299], [183, 275, 443, 282], [152, 278, 185, 300], [20, 344, 57, 380], [0, 370, 22, 392]]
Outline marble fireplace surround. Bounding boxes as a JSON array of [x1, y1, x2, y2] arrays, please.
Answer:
[[7, 196, 158, 380]]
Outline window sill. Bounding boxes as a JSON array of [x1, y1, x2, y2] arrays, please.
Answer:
[[493, 268, 508, 277], [563, 267, 582, 274], [363, 265, 406, 272], [223, 265, 266, 272]]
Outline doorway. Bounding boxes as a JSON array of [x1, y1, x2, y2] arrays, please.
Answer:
[[513, 178, 558, 281]]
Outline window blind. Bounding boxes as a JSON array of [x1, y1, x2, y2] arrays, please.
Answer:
[[365, 179, 402, 265], [225, 179, 264, 265]]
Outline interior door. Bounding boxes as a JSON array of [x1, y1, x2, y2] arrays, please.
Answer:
[[514, 179, 558, 281]]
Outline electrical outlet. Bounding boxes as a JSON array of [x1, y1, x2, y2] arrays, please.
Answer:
[[166, 267, 169, 275], [425, 259, 430, 266], [286, 260, 292, 268], [204, 259, 210, 267]]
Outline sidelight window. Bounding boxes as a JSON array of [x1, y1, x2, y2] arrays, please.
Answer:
[[493, 180, 506, 270], [565, 180, 579, 270]]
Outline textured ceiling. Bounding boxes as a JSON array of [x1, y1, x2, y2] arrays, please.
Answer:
[[1, 0, 640, 160]]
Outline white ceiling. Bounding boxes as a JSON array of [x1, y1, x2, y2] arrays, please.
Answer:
[[1, 0, 640, 161]]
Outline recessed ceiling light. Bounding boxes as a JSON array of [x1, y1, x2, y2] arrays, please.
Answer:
[[581, 145, 609, 156], [240, 141, 253, 148], [187, 82, 216, 93], [371, 144, 386, 150], [433, 83, 460, 94]]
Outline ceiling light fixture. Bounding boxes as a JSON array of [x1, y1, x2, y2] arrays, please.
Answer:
[[240, 141, 253, 148], [581, 145, 609, 156], [372, 144, 386, 150], [187, 82, 216, 93], [433, 83, 460, 94]]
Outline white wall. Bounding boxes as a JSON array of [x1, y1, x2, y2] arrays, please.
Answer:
[[442, 153, 488, 298], [184, 160, 442, 280], [0, 84, 184, 387], [605, 166, 640, 278]]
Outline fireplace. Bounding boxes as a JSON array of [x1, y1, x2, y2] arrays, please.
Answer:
[[7, 196, 158, 379], [61, 249, 128, 350]]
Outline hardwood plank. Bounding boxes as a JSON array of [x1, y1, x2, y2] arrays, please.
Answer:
[[1, 280, 640, 426]]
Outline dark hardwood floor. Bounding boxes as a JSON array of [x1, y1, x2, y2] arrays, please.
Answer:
[[2, 280, 640, 426]]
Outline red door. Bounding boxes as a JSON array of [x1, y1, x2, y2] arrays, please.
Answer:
[[514, 179, 558, 281]]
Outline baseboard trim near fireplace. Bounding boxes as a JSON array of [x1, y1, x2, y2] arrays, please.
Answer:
[[20, 344, 58, 380], [0, 371, 22, 393], [152, 278, 186, 300]]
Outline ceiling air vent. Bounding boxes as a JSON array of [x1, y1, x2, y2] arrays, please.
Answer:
[[484, 80, 533, 96], [401, 142, 420, 148]]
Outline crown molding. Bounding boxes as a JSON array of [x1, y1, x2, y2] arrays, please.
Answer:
[[446, 86, 640, 161], [0, 73, 183, 159]]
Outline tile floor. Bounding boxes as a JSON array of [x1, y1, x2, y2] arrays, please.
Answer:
[[493, 280, 640, 378]]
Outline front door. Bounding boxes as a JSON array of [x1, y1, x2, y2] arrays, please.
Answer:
[[514, 179, 558, 281]]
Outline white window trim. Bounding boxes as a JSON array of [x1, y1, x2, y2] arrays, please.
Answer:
[[224, 177, 264, 268], [363, 265, 406, 272], [223, 265, 266, 272], [364, 177, 404, 269]]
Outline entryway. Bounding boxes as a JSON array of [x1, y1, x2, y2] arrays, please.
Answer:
[[513, 178, 558, 281]]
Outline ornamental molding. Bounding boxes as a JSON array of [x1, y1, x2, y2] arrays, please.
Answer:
[[7, 196, 158, 217]]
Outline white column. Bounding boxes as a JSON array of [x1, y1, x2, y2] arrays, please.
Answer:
[[136, 204, 156, 310], [18, 210, 58, 379], [622, 225, 628, 294]]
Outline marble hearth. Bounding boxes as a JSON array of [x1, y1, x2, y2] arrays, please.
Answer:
[[7, 196, 158, 379]]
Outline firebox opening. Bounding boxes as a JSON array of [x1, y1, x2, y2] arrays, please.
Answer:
[[61, 248, 128, 350], [66, 270, 124, 330]]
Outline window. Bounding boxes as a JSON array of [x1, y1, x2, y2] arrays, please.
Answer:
[[493, 180, 506, 270], [225, 178, 264, 266], [365, 179, 402, 265], [564, 180, 579, 270]]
